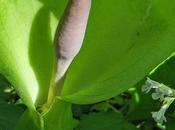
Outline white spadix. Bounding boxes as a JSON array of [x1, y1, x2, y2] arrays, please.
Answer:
[[55, 0, 92, 82], [47, 0, 91, 106]]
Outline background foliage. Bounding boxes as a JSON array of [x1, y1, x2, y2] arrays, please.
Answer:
[[1, 0, 175, 130]]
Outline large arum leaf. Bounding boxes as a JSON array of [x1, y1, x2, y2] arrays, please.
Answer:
[[0, 0, 67, 106], [60, 0, 175, 104], [27, 0, 67, 105], [0, 0, 42, 107]]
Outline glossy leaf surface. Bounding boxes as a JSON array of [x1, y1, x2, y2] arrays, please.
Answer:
[[0, 0, 42, 107], [60, 0, 175, 104]]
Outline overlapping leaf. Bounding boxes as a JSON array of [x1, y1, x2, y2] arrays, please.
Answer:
[[0, 0, 42, 108], [60, 0, 175, 104], [0, 0, 67, 107]]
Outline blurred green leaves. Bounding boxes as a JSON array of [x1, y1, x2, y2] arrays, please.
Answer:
[[76, 112, 138, 130], [0, 102, 24, 130]]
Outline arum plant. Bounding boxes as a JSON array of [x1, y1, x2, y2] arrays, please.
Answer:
[[1, 0, 175, 129], [0, 0, 92, 129]]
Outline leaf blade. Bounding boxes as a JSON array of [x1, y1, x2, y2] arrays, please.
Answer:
[[60, 0, 175, 104]]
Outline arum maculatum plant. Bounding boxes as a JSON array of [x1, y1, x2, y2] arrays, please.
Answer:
[[1, 0, 175, 129]]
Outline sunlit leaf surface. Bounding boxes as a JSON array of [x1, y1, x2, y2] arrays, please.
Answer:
[[0, 0, 67, 107], [60, 0, 175, 104]]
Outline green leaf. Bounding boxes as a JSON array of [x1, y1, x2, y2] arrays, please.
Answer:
[[16, 98, 74, 130], [60, 0, 175, 104], [16, 109, 44, 130], [150, 55, 175, 88], [0, 74, 11, 102], [76, 111, 138, 130], [0, 0, 67, 107], [0, 102, 24, 130], [27, 0, 67, 105], [0, 74, 9, 88], [43, 97, 74, 130], [166, 117, 175, 130], [0, 0, 42, 108]]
